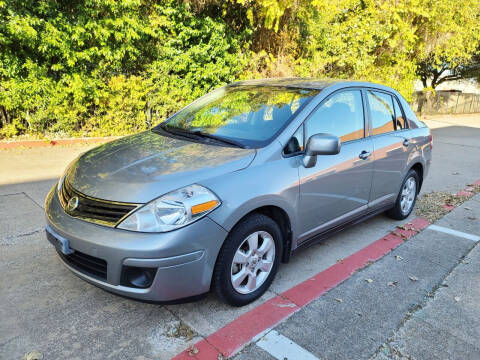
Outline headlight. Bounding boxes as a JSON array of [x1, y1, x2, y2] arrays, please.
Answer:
[[117, 184, 221, 232]]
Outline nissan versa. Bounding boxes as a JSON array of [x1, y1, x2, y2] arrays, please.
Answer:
[[45, 79, 432, 306]]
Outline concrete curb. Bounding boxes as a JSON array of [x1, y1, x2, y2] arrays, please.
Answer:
[[0, 137, 120, 149]]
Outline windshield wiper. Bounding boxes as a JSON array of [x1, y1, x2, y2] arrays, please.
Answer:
[[155, 124, 192, 138], [156, 125, 245, 148], [191, 130, 246, 148]]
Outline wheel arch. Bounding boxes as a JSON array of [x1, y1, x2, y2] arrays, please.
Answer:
[[238, 205, 293, 263], [410, 162, 424, 192], [213, 200, 295, 264]]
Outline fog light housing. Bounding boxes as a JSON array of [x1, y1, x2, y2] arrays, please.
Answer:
[[121, 266, 157, 288]]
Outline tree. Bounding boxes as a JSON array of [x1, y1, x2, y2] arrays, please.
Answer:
[[220, 0, 480, 99], [417, 57, 480, 90], [462, 55, 480, 83], [412, 0, 480, 90]]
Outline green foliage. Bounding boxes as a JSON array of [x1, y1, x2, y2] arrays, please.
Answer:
[[0, 0, 249, 138], [0, 0, 479, 139]]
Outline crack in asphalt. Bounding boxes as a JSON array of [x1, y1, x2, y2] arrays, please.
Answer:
[[1, 228, 44, 243], [22, 191, 45, 210], [0, 192, 24, 197], [434, 140, 480, 149]]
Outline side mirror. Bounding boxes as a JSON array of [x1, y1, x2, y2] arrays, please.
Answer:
[[303, 133, 341, 168]]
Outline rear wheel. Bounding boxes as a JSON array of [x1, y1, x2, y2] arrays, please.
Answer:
[[386, 169, 419, 220], [213, 213, 283, 306]]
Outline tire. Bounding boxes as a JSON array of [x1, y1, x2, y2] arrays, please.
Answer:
[[386, 169, 419, 220], [213, 213, 283, 307]]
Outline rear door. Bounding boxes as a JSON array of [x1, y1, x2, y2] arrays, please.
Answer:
[[365, 89, 412, 207], [298, 89, 374, 241]]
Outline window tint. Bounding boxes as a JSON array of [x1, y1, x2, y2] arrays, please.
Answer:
[[399, 95, 421, 129], [159, 86, 319, 148], [305, 90, 364, 143], [284, 125, 304, 155], [393, 97, 407, 130], [368, 91, 395, 135]]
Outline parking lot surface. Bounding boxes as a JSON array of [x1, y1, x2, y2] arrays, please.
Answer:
[[1, 114, 479, 359]]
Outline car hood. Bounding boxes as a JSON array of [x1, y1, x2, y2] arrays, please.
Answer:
[[67, 131, 256, 203]]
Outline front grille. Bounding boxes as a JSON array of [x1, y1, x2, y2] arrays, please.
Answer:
[[58, 250, 108, 280], [59, 178, 138, 226]]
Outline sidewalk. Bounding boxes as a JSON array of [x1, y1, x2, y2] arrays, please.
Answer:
[[234, 195, 480, 360], [376, 195, 480, 360]]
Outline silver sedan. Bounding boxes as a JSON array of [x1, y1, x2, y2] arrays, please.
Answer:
[[45, 78, 432, 306]]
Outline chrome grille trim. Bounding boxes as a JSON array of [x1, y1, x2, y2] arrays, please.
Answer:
[[59, 179, 140, 227]]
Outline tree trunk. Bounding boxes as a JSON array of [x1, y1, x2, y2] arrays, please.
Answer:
[[145, 101, 152, 128], [0, 106, 10, 127], [417, 95, 425, 113], [421, 77, 428, 88]]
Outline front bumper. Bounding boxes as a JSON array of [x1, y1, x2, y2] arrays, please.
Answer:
[[44, 186, 228, 302]]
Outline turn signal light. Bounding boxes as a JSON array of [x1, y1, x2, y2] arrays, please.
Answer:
[[191, 200, 219, 215]]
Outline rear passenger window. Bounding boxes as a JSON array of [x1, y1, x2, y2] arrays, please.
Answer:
[[399, 96, 421, 129], [305, 90, 364, 143], [393, 97, 407, 130], [367, 91, 395, 135]]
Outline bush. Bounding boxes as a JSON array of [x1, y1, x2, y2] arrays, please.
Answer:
[[0, 0, 249, 138]]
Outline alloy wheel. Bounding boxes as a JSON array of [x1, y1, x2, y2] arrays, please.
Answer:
[[400, 177, 416, 215], [230, 231, 275, 294]]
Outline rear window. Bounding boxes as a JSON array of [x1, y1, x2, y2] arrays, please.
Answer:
[[398, 95, 424, 129]]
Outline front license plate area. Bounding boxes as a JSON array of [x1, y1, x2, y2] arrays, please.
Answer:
[[46, 229, 74, 255]]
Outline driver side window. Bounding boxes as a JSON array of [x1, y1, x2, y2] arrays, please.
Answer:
[[305, 90, 365, 143]]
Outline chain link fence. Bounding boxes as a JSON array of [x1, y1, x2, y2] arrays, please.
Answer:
[[411, 92, 480, 115]]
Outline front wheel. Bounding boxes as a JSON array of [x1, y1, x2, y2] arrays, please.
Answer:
[[213, 213, 283, 306], [386, 169, 419, 220]]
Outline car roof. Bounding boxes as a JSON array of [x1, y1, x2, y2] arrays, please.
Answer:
[[228, 78, 398, 94]]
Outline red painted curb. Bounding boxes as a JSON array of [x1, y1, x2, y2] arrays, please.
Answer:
[[172, 297, 298, 360], [172, 216, 431, 360], [0, 137, 119, 149], [208, 296, 298, 356], [173, 340, 219, 360], [408, 217, 431, 231], [457, 190, 474, 197]]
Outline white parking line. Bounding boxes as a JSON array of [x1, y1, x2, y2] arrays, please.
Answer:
[[257, 330, 320, 360], [427, 225, 480, 242]]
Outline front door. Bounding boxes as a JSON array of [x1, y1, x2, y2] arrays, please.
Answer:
[[298, 89, 374, 241]]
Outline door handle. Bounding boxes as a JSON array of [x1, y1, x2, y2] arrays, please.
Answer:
[[403, 139, 410, 147], [359, 150, 371, 160]]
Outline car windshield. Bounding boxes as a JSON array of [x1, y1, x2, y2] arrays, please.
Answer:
[[156, 85, 319, 148]]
